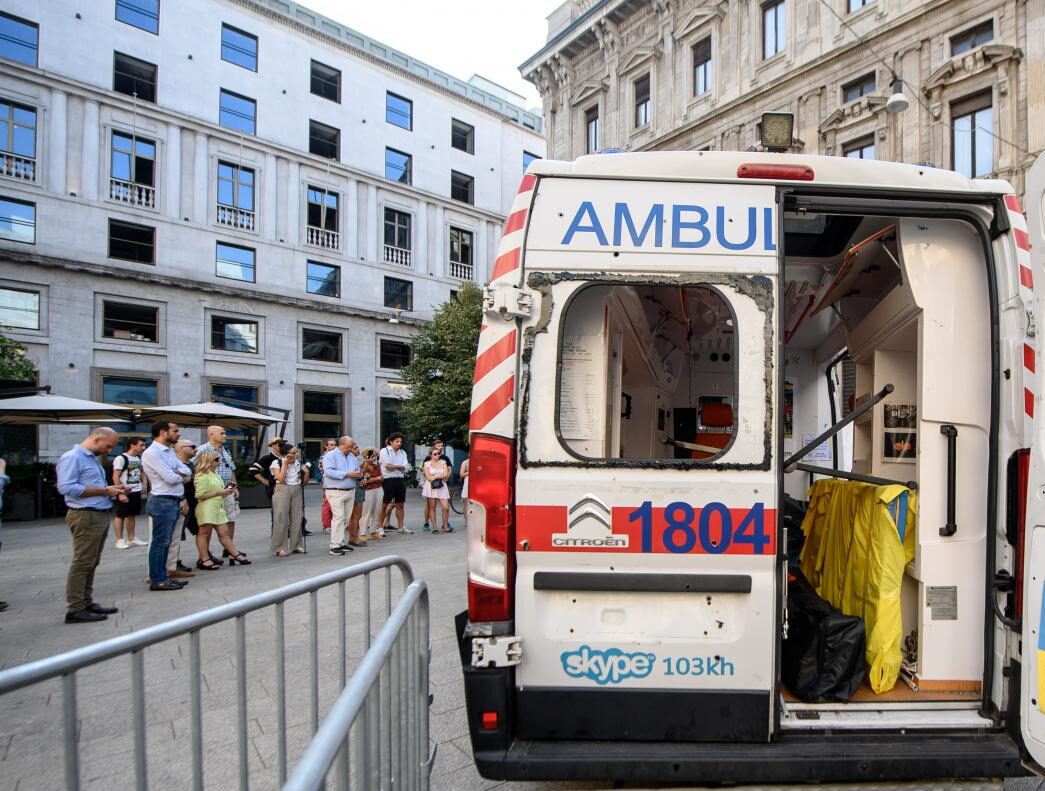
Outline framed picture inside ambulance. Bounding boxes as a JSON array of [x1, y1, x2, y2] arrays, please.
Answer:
[[882, 402, 917, 462]]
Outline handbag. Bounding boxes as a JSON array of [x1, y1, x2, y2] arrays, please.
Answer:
[[431, 479, 444, 489]]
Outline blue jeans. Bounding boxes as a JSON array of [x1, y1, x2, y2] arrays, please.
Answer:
[[147, 495, 180, 583]]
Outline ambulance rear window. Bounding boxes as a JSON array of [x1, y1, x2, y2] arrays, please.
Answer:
[[556, 283, 738, 461]]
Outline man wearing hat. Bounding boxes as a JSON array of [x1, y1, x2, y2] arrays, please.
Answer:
[[249, 436, 285, 498]]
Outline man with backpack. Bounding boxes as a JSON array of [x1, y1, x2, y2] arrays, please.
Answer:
[[112, 437, 147, 549]]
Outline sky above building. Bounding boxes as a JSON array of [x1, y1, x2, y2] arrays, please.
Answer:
[[304, 0, 559, 110]]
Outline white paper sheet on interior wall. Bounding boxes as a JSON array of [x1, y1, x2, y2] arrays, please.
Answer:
[[801, 433, 833, 463], [560, 335, 601, 440]]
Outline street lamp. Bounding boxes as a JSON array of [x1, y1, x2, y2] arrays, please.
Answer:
[[885, 74, 909, 114]]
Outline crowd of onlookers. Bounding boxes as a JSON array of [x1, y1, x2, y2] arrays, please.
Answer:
[[32, 424, 465, 624]]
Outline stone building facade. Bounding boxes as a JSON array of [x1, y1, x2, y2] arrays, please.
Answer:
[[0, 0, 544, 462], [522, 0, 1041, 195]]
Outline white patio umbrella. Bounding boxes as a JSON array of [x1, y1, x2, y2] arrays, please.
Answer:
[[137, 401, 279, 430], [0, 393, 136, 425]]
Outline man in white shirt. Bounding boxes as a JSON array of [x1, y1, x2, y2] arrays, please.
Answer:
[[140, 422, 191, 591], [379, 432, 412, 534], [112, 437, 147, 549]]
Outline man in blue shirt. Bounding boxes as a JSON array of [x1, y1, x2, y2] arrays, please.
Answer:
[[141, 422, 192, 591], [322, 435, 362, 556], [56, 427, 127, 623]]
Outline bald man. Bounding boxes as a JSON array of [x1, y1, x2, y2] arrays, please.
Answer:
[[321, 435, 362, 555], [192, 425, 240, 551], [56, 427, 127, 623]]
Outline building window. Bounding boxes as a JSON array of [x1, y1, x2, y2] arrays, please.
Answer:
[[211, 383, 259, 459], [306, 186, 339, 249], [523, 150, 540, 171], [451, 118, 474, 154], [0, 287, 38, 330], [110, 131, 156, 208], [216, 161, 255, 231], [102, 375, 158, 406], [301, 390, 343, 459], [693, 38, 712, 96], [306, 260, 340, 297], [102, 300, 158, 342], [309, 120, 339, 160], [113, 52, 157, 103], [310, 60, 340, 103], [951, 20, 993, 56], [448, 227, 473, 280], [843, 136, 875, 159], [634, 74, 651, 128], [221, 23, 257, 71], [219, 89, 256, 135], [848, 0, 873, 11], [302, 327, 342, 363], [384, 277, 413, 311], [210, 316, 258, 354], [379, 339, 411, 370], [386, 92, 413, 130], [952, 92, 993, 179], [450, 170, 474, 204], [0, 100, 37, 182], [108, 219, 154, 263], [385, 147, 412, 184], [383, 208, 411, 267], [215, 241, 255, 282], [115, 0, 159, 34], [762, 0, 786, 59], [0, 12, 37, 66], [585, 106, 599, 154], [842, 72, 876, 103], [0, 197, 34, 244]]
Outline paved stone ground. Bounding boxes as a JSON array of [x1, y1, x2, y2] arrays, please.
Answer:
[[0, 489, 1038, 791]]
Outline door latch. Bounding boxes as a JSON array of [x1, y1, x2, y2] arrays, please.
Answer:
[[471, 636, 522, 668], [484, 285, 533, 320]]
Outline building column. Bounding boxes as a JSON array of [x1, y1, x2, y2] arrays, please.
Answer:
[[414, 198, 427, 274], [193, 131, 208, 223], [432, 205, 445, 277], [344, 177, 358, 258], [476, 220, 489, 283], [165, 123, 181, 220], [365, 183, 378, 263], [48, 89, 68, 195], [287, 161, 300, 246], [263, 152, 277, 240], [81, 100, 99, 201]]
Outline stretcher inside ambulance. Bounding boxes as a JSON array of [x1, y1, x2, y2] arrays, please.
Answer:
[[459, 149, 1045, 784]]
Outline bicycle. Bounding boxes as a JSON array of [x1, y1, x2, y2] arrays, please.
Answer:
[[449, 484, 465, 515]]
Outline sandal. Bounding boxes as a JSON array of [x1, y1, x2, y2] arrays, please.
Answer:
[[274, 550, 288, 558], [228, 553, 252, 565], [444, 526, 455, 533], [196, 558, 220, 570]]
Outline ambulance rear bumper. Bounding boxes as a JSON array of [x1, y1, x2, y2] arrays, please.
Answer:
[[474, 732, 1026, 783]]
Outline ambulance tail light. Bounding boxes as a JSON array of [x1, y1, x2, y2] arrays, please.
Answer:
[[738, 163, 815, 181], [467, 434, 516, 622]]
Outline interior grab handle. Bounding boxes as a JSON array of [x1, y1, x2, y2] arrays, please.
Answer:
[[794, 463, 917, 491], [784, 383, 894, 469], [940, 424, 958, 536]]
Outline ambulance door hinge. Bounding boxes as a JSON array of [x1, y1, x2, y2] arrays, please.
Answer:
[[471, 635, 522, 668], [484, 285, 533, 320], [1027, 308, 1036, 340]]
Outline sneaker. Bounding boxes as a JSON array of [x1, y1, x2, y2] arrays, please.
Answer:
[[328, 546, 346, 556], [129, 538, 148, 547], [339, 543, 355, 552], [422, 522, 431, 532], [115, 539, 129, 550], [369, 532, 383, 539], [175, 561, 194, 573], [323, 527, 331, 533], [397, 527, 414, 535]]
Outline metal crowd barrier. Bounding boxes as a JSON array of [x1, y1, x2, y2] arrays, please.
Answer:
[[0, 555, 431, 791]]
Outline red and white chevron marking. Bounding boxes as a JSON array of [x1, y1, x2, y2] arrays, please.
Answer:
[[1007, 194, 1036, 431], [469, 173, 538, 435]]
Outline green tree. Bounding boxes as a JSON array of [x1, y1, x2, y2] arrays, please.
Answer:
[[0, 334, 36, 382], [400, 282, 483, 448]]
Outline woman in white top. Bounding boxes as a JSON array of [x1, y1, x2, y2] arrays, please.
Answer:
[[421, 448, 452, 533], [270, 443, 308, 556]]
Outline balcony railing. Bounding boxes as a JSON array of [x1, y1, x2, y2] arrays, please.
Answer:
[[449, 260, 474, 281], [383, 244, 412, 268], [217, 204, 256, 232], [110, 178, 156, 209], [306, 225, 340, 250], [0, 152, 36, 183]]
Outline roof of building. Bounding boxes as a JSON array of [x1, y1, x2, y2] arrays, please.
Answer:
[[248, 0, 543, 132], [529, 151, 1012, 195]]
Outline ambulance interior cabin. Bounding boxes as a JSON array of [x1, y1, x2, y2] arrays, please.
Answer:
[[558, 210, 992, 716]]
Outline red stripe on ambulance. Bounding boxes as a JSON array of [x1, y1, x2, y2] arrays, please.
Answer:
[[1026, 344, 1036, 374], [503, 209, 527, 236], [470, 376, 515, 431], [1021, 266, 1035, 289], [1026, 388, 1035, 419], [1015, 228, 1031, 252], [491, 248, 521, 281], [1006, 194, 1024, 214], [473, 330, 517, 383]]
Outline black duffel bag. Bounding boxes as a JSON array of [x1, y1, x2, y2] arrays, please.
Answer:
[[782, 567, 866, 702]]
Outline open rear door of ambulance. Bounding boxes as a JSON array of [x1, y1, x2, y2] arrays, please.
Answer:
[[510, 175, 780, 744], [1022, 151, 1045, 770]]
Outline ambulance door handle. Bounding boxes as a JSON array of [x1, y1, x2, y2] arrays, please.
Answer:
[[940, 424, 958, 537]]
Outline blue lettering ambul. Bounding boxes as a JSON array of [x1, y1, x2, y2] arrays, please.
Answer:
[[561, 201, 608, 245], [613, 203, 664, 247]]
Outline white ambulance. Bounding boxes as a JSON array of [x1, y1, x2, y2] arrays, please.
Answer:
[[458, 147, 1045, 784]]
